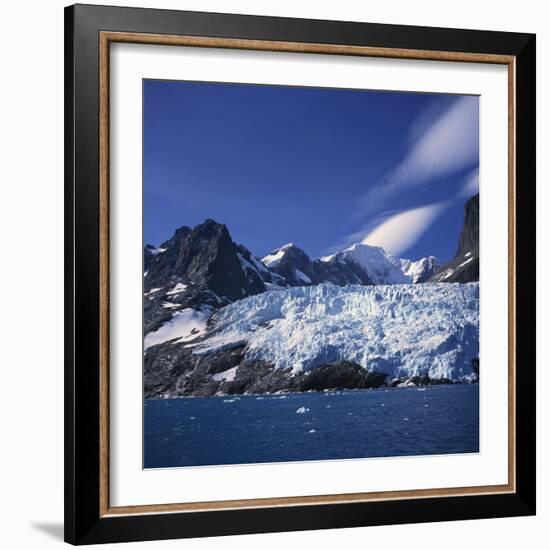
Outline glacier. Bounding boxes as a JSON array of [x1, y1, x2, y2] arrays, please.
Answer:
[[192, 283, 479, 382]]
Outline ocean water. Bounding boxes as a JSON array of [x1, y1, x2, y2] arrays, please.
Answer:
[[144, 384, 479, 469]]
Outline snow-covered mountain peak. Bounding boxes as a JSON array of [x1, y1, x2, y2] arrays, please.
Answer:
[[389, 255, 440, 284], [261, 243, 298, 267], [323, 242, 409, 284], [321, 242, 383, 262]]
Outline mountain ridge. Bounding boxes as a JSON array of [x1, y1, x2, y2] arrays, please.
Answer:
[[143, 194, 477, 353], [143, 195, 479, 396]]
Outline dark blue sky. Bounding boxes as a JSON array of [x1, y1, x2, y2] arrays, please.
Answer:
[[144, 80, 478, 262]]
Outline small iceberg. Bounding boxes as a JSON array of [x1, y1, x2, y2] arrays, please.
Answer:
[[296, 406, 310, 414]]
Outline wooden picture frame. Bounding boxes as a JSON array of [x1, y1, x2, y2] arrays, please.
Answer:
[[65, 3, 536, 545]]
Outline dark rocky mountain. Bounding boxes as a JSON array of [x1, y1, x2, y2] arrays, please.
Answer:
[[143, 220, 269, 335], [143, 244, 159, 272], [145, 219, 265, 299], [235, 244, 287, 288], [429, 194, 479, 283]]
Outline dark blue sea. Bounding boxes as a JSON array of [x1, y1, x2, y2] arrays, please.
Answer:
[[144, 384, 479, 468]]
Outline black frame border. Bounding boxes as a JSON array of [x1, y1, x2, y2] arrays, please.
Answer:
[[65, 4, 536, 545]]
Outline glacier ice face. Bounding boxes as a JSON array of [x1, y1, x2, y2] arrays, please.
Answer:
[[193, 283, 479, 381]]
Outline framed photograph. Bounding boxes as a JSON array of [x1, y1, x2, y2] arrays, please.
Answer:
[[65, 4, 536, 545]]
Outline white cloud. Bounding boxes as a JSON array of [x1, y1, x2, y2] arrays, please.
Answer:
[[457, 168, 479, 199], [362, 202, 448, 257], [359, 95, 479, 216], [328, 96, 479, 257]]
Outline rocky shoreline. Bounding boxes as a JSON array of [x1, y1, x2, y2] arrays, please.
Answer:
[[144, 342, 478, 399]]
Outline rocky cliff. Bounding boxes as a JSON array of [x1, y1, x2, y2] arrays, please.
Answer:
[[429, 194, 479, 283]]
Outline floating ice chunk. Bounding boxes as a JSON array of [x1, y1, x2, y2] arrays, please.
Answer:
[[296, 406, 310, 414]]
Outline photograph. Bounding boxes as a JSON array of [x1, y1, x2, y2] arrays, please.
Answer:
[[142, 80, 480, 469]]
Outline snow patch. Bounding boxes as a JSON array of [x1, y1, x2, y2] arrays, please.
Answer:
[[166, 283, 188, 296], [262, 243, 295, 267], [237, 253, 261, 279], [162, 301, 180, 309], [294, 268, 312, 284], [144, 307, 212, 349], [144, 287, 162, 296], [212, 366, 238, 382], [249, 254, 270, 273], [458, 257, 475, 268]]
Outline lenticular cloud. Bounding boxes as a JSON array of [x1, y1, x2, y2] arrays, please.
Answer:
[[362, 202, 447, 257], [359, 95, 479, 216]]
